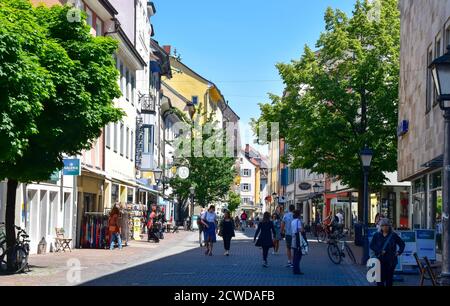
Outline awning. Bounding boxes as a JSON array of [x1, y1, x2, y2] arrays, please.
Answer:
[[421, 154, 443, 168]]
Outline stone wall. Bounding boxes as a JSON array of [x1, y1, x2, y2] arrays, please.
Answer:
[[398, 0, 450, 181]]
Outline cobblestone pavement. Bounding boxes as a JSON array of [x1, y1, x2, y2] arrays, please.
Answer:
[[84, 229, 371, 286], [0, 228, 426, 286], [0, 230, 195, 286]]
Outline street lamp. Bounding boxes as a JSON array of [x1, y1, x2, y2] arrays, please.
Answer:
[[313, 183, 321, 194], [360, 146, 373, 265], [153, 168, 163, 184], [429, 44, 450, 285]]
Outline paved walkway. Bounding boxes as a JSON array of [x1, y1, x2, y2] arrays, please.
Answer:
[[0, 228, 429, 286], [84, 229, 370, 286]]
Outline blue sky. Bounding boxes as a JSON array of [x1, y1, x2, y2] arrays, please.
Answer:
[[152, 0, 356, 154]]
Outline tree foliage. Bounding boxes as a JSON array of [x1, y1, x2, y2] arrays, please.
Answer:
[[169, 114, 237, 210], [226, 191, 241, 214], [253, 0, 400, 191], [0, 0, 124, 182]]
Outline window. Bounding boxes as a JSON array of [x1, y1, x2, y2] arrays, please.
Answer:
[[242, 169, 251, 177], [131, 75, 135, 105], [131, 130, 134, 162], [445, 20, 450, 48], [119, 62, 124, 94], [120, 123, 124, 156], [242, 197, 251, 204], [85, 7, 93, 28], [125, 68, 130, 101], [192, 96, 199, 105], [105, 124, 111, 148], [113, 123, 118, 152], [126, 127, 130, 159], [426, 46, 433, 113], [241, 183, 251, 192], [95, 18, 103, 36], [143, 125, 154, 154], [435, 37, 442, 106]]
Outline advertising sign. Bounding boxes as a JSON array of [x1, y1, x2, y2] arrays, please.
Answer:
[[416, 229, 436, 261], [133, 217, 141, 240], [399, 231, 417, 266], [63, 159, 81, 176]]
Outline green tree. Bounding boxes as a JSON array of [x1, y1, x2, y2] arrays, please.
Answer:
[[253, 0, 400, 220], [169, 114, 237, 220], [0, 0, 123, 271], [226, 191, 241, 214]]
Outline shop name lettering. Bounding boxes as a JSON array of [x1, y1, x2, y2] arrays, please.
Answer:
[[174, 290, 275, 303]]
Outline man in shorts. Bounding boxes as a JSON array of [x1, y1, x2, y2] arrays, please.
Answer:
[[281, 204, 295, 268]]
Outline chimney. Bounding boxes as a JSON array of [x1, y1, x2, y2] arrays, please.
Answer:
[[163, 45, 171, 55]]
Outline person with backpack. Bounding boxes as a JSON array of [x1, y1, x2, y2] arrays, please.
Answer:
[[370, 218, 405, 286], [254, 212, 276, 268]]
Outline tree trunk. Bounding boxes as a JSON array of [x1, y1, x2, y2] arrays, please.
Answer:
[[5, 179, 18, 272]]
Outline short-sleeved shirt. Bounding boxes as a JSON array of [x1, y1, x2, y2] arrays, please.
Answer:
[[282, 212, 294, 236], [204, 211, 217, 223], [291, 218, 303, 249]]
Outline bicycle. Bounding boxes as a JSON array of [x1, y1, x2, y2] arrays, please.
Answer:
[[327, 232, 356, 265], [315, 222, 333, 243], [0, 224, 30, 274]]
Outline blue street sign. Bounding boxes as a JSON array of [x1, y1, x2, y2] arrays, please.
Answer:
[[63, 159, 81, 176]]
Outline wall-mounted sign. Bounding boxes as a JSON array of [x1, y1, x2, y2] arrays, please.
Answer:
[[299, 182, 312, 190], [63, 159, 81, 176], [397, 120, 409, 137], [177, 166, 189, 179]]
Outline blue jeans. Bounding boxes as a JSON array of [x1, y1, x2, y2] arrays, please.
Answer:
[[110, 232, 122, 250], [292, 248, 302, 274]]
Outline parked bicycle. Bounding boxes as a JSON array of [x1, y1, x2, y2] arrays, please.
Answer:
[[327, 231, 356, 265], [0, 223, 30, 274]]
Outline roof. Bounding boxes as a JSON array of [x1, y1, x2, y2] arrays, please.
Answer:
[[100, 0, 118, 15], [170, 56, 226, 102]]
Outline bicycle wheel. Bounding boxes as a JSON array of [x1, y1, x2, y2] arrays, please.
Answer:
[[344, 244, 357, 265], [318, 231, 327, 243], [327, 243, 342, 264]]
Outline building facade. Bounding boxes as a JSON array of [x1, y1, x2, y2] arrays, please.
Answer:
[[398, 0, 450, 229]]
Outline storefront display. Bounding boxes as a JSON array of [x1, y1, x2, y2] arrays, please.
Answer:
[[80, 213, 109, 249]]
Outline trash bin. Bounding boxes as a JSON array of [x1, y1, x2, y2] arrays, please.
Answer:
[[354, 223, 363, 246]]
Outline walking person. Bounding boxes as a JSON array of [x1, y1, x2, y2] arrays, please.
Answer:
[[201, 205, 218, 256], [370, 218, 405, 287], [197, 209, 206, 247], [240, 211, 248, 230], [108, 205, 122, 250], [219, 210, 235, 256], [254, 212, 276, 268], [291, 210, 304, 275], [272, 213, 281, 255], [281, 205, 295, 268], [147, 205, 159, 243]]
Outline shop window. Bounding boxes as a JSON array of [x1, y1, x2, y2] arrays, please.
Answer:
[[127, 188, 134, 203], [111, 184, 119, 205], [430, 171, 442, 190]]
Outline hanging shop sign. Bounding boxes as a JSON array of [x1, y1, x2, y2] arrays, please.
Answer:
[[299, 182, 312, 190], [63, 159, 81, 176], [177, 166, 190, 179], [416, 229, 436, 261]]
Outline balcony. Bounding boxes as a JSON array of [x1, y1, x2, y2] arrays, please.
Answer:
[[140, 94, 156, 113]]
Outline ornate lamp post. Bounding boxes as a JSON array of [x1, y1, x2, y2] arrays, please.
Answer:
[[360, 146, 373, 265], [429, 45, 450, 285]]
